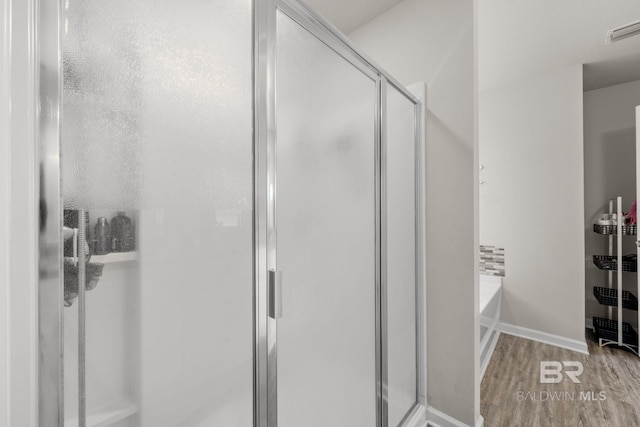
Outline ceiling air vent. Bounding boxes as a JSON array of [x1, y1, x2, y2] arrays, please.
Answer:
[[605, 20, 640, 44]]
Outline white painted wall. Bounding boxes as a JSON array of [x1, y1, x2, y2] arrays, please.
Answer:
[[479, 65, 586, 343], [0, 1, 9, 426], [350, 0, 478, 425], [583, 79, 640, 328]]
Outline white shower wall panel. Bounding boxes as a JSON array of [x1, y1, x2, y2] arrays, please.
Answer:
[[63, 260, 138, 423]]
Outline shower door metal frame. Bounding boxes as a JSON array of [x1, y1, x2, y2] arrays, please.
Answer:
[[37, 0, 64, 426], [254, 1, 425, 426], [254, 0, 276, 425]]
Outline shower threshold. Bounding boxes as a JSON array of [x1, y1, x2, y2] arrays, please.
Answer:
[[64, 399, 137, 427]]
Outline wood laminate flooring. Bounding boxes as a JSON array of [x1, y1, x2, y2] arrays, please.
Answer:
[[481, 331, 640, 427]]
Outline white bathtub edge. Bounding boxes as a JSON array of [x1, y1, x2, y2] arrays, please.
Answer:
[[480, 325, 501, 381], [479, 274, 502, 286]]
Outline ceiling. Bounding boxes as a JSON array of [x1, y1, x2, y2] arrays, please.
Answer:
[[478, 0, 640, 92], [306, 0, 640, 93], [304, 0, 404, 34]]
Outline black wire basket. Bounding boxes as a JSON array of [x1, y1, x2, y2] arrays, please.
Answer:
[[593, 254, 638, 272], [593, 286, 638, 311], [593, 223, 637, 236], [593, 317, 638, 346]]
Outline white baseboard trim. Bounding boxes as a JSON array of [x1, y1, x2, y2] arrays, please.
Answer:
[[403, 404, 427, 427], [585, 317, 594, 331], [500, 322, 589, 355], [426, 406, 475, 427]]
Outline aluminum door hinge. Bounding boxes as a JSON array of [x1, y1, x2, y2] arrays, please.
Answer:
[[268, 270, 283, 319]]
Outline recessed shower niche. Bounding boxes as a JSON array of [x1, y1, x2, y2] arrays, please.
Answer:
[[44, 0, 426, 426]]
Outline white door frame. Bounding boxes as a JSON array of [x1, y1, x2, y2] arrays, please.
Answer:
[[1, 0, 41, 426]]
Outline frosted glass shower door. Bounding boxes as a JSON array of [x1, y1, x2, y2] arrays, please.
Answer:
[[275, 10, 378, 427], [386, 85, 419, 426], [61, 0, 254, 426]]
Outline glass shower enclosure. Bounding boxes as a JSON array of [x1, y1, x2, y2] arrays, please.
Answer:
[[38, 0, 425, 426]]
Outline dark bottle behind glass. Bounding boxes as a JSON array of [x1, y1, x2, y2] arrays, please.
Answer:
[[94, 217, 111, 255], [111, 211, 134, 252]]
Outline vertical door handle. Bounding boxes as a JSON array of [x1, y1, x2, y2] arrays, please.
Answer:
[[269, 270, 283, 319]]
